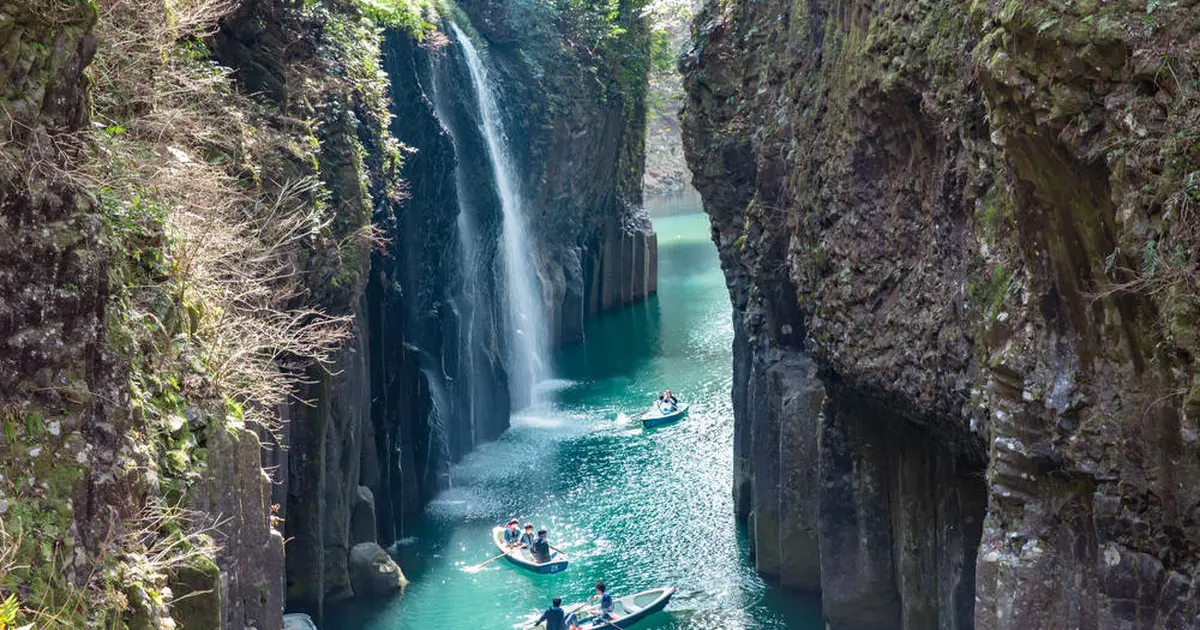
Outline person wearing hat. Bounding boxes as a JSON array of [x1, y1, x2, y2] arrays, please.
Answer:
[[530, 528, 552, 563], [503, 519, 522, 547], [518, 522, 537, 549]]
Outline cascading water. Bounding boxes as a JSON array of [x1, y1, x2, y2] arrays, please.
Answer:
[[450, 23, 548, 409]]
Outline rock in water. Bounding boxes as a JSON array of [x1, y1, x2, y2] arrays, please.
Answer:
[[282, 613, 319, 630], [348, 542, 409, 598]]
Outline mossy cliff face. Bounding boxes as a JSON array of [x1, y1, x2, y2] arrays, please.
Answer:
[[2, 0, 653, 625], [682, 0, 1200, 628], [1, 0, 290, 626], [0, 0, 113, 623]]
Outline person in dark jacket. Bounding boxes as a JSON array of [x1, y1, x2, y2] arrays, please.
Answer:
[[534, 597, 567, 630], [530, 528, 552, 563]]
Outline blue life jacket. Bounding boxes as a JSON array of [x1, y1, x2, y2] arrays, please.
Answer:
[[600, 592, 614, 613], [503, 527, 520, 545]]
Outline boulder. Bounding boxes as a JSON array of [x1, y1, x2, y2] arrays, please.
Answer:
[[350, 485, 377, 545], [282, 613, 319, 630], [348, 542, 408, 599]]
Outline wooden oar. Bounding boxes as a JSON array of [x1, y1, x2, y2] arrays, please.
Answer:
[[566, 599, 591, 618], [471, 550, 509, 570]]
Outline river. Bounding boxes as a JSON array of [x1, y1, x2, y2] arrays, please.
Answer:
[[326, 196, 822, 629]]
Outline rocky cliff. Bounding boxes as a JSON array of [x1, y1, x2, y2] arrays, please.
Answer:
[[0, 0, 654, 626], [682, 1, 1200, 628]]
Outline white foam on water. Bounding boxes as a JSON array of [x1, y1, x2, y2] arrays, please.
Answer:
[[508, 409, 570, 430], [534, 378, 577, 394]]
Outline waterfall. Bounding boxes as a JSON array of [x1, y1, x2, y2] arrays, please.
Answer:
[[450, 23, 549, 409]]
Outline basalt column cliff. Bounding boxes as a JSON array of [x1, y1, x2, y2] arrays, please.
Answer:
[[0, 0, 654, 626], [682, 1, 1200, 629]]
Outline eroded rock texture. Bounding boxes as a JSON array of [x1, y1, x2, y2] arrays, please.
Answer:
[[211, 0, 656, 620], [683, 0, 1200, 628]]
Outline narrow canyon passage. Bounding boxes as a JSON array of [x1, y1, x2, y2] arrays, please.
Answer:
[[325, 196, 822, 629]]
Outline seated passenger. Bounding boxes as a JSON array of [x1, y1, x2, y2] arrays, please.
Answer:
[[589, 582, 615, 622], [534, 597, 567, 630], [530, 528, 552, 563], [519, 523, 537, 548], [657, 389, 678, 413], [503, 519, 521, 547]]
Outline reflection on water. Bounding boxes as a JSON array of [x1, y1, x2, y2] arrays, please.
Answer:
[[325, 200, 822, 629]]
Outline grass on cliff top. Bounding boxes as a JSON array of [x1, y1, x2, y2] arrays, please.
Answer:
[[353, 0, 436, 35]]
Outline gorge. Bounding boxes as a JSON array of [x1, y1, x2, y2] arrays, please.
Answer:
[[3, 0, 1200, 628]]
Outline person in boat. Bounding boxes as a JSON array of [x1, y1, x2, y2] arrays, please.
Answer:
[[530, 528, 552, 563], [533, 597, 567, 630], [588, 582, 615, 622], [503, 519, 521, 547], [518, 522, 537, 548], [657, 389, 679, 413]]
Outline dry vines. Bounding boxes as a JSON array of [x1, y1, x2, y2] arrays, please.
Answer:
[[89, 0, 357, 431]]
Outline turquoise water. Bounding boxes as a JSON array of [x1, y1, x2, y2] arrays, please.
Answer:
[[326, 202, 822, 629]]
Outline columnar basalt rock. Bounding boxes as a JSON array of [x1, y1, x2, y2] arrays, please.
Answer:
[[683, 0, 1200, 628], [3, 0, 655, 624]]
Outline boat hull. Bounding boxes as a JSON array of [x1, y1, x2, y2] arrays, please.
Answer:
[[491, 527, 568, 574], [641, 404, 688, 428], [571, 587, 675, 628]]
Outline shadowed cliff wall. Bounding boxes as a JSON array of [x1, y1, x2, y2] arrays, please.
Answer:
[[683, 0, 1200, 628]]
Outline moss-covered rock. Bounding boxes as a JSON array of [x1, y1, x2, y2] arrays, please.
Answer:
[[167, 555, 222, 630]]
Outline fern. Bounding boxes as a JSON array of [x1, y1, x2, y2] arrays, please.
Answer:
[[1142, 239, 1159, 277]]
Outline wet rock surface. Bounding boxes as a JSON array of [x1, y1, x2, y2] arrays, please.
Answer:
[[348, 542, 408, 599], [682, 0, 1200, 628]]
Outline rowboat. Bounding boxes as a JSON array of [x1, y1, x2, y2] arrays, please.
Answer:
[[570, 587, 676, 628], [491, 527, 568, 574], [641, 403, 688, 428]]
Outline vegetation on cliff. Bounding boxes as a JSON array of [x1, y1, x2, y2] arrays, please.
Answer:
[[642, 0, 696, 193], [1, 0, 411, 624], [3, 0, 656, 625]]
